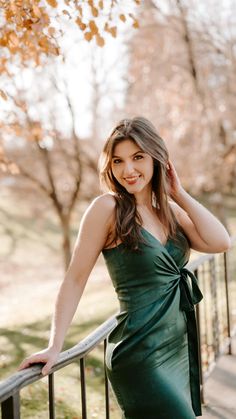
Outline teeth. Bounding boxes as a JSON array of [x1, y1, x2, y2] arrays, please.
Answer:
[[126, 177, 138, 180]]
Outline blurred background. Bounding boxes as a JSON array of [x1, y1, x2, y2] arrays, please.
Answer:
[[0, 1, 235, 418]]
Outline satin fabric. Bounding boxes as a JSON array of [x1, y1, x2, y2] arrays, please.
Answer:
[[102, 226, 203, 418]]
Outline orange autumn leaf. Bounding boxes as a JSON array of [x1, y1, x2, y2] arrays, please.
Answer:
[[109, 26, 117, 38], [76, 17, 86, 31], [89, 20, 98, 35], [46, 0, 58, 7], [8, 32, 19, 48], [119, 14, 126, 22], [132, 20, 139, 29], [96, 34, 105, 47], [91, 7, 98, 17], [0, 90, 8, 101], [38, 35, 49, 49], [104, 24, 117, 38], [84, 31, 93, 42], [76, 5, 83, 16], [62, 10, 71, 18]]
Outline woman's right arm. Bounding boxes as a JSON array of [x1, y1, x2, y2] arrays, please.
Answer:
[[18, 193, 116, 375]]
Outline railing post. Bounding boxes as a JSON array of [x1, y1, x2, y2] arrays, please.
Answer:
[[2, 392, 20, 419], [209, 258, 220, 360], [194, 268, 204, 404], [104, 339, 110, 419], [223, 251, 232, 355], [80, 358, 87, 419], [202, 263, 210, 371], [48, 373, 55, 419]]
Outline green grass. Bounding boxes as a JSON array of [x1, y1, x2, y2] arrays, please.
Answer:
[[0, 286, 121, 418], [0, 189, 122, 417]]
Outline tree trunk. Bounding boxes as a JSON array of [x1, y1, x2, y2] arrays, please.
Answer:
[[60, 215, 72, 271]]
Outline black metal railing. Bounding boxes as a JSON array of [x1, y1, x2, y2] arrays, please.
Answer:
[[191, 236, 236, 403], [0, 236, 235, 418]]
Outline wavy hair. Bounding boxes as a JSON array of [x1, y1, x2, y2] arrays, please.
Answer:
[[99, 116, 179, 250]]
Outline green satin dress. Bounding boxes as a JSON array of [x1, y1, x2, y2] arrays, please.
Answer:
[[102, 225, 203, 419]]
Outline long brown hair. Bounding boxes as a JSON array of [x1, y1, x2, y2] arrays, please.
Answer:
[[99, 116, 178, 250]]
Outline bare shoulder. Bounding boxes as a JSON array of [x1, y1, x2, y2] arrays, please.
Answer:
[[82, 193, 116, 229], [66, 193, 117, 283], [88, 193, 116, 219], [92, 192, 116, 210]]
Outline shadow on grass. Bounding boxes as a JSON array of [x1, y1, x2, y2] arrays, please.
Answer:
[[21, 381, 81, 419], [0, 313, 116, 417], [0, 207, 60, 255], [0, 313, 112, 381]]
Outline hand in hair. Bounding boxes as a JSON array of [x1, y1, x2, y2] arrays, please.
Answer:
[[166, 160, 183, 200]]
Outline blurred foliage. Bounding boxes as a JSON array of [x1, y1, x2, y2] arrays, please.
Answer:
[[0, 0, 140, 72]]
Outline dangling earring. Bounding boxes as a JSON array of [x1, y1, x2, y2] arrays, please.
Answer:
[[152, 192, 160, 209]]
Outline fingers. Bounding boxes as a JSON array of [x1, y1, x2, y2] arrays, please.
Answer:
[[17, 355, 45, 371], [18, 355, 56, 377], [166, 160, 172, 171], [41, 360, 54, 376], [167, 159, 174, 169]]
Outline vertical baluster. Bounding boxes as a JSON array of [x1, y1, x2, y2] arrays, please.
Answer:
[[2, 392, 20, 419], [104, 339, 110, 419], [224, 251, 232, 355], [207, 260, 214, 366], [80, 358, 87, 419], [209, 258, 220, 360], [194, 268, 204, 404], [218, 255, 224, 350], [48, 373, 55, 419], [202, 263, 210, 374]]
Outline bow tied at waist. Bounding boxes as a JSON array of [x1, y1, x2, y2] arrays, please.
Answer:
[[179, 267, 203, 312], [178, 267, 203, 416]]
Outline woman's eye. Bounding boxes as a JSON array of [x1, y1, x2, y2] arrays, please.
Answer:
[[134, 155, 143, 160], [113, 159, 121, 164]]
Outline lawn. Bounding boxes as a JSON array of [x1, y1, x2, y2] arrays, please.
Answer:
[[0, 189, 121, 418]]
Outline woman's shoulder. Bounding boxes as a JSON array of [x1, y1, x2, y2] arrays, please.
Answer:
[[92, 192, 116, 210], [87, 193, 116, 222], [80, 193, 116, 239]]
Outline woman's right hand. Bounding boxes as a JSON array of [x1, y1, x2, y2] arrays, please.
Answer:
[[17, 347, 60, 376]]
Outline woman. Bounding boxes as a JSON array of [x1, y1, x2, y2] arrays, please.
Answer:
[[19, 117, 231, 418]]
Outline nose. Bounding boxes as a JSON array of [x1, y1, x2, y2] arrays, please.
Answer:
[[123, 160, 136, 177]]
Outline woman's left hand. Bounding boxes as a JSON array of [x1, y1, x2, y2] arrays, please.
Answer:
[[166, 160, 184, 200]]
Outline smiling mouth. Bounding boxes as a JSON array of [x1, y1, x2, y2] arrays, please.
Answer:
[[125, 176, 140, 185]]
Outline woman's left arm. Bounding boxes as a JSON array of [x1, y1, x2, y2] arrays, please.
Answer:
[[167, 160, 231, 253]]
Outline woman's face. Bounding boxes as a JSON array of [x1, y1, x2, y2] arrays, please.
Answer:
[[111, 139, 154, 195]]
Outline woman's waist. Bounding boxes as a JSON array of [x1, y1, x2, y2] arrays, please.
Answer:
[[117, 284, 179, 313]]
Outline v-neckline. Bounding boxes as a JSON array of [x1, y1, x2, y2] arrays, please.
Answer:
[[103, 226, 174, 252], [141, 226, 170, 248]]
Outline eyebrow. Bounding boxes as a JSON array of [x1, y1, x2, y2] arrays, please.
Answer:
[[112, 150, 145, 158]]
